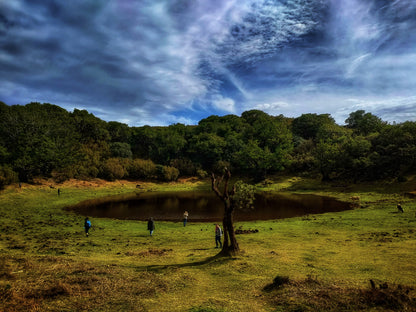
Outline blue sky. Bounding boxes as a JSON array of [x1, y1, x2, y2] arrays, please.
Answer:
[[1, 0, 416, 126]]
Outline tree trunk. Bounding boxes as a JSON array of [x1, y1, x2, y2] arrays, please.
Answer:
[[220, 201, 239, 255], [225, 209, 239, 253], [211, 170, 240, 256]]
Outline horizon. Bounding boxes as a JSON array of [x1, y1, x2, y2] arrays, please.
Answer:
[[3, 100, 401, 128]]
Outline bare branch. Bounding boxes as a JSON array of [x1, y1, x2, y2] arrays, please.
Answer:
[[223, 168, 231, 196], [211, 173, 222, 198]]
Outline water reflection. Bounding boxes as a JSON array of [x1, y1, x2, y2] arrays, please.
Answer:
[[68, 191, 350, 222]]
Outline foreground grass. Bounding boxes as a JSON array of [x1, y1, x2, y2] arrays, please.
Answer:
[[1, 177, 416, 311]]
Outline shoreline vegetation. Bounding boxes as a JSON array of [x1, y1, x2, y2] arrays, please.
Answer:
[[1, 176, 416, 311]]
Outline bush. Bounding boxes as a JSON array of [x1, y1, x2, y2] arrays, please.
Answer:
[[0, 165, 18, 190], [169, 158, 198, 176], [100, 158, 127, 181], [156, 165, 179, 181], [128, 159, 157, 180], [72, 163, 99, 180], [196, 169, 208, 179]]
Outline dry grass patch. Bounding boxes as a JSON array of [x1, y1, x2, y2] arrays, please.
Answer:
[[265, 275, 416, 312], [126, 248, 173, 257]]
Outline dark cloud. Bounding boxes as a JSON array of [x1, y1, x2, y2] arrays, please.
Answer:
[[0, 0, 415, 125]]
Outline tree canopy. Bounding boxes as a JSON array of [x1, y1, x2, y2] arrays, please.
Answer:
[[1, 101, 415, 187]]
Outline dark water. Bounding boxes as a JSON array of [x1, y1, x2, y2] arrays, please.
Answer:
[[68, 191, 351, 222]]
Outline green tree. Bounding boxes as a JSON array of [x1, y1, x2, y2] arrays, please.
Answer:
[[110, 142, 133, 159], [130, 125, 188, 165], [341, 136, 373, 182], [313, 123, 350, 181], [71, 109, 110, 144], [188, 132, 226, 169], [233, 140, 276, 181], [314, 141, 342, 181], [345, 110, 385, 135], [0, 103, 80, 181], [107, 121, 131, 143], [211, 169, 255, 256], [239, 110, 293, 177], [130, 126, 155, 159], [371, 122, 416, 178], [292, 113, 336, 140]]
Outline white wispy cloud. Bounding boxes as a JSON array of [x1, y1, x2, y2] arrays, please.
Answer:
[[0, 0, 415, 125]]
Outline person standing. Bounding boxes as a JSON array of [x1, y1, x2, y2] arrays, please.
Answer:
[[183, 211, 189, 227], [215, 224, 222, 248], [147, 217, 155, 236], [397, 203, 404, 213], [84, 217, 91, 237]]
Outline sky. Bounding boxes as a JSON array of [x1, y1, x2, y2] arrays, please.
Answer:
[[1, 0, 416, 126]]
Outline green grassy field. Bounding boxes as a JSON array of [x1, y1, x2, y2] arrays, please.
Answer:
[[1, 177, 416, 311]]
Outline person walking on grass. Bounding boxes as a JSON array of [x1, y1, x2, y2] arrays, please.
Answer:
[[397, 203, 404, 213], [183, 211, 189, 227], [84, 217, 91, 237], [215, 224, 222, 248], [147, 217, 155, 236]]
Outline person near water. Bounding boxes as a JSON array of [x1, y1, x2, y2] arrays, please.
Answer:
[[397, 203, 404, 213], [183, 211, 189, 227], [147, 217, 155, 236], [215, 224, 222, 248], [84, 217, 91, 237]]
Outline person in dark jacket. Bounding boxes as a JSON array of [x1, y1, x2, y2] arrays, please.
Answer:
[[215, 224, 222, 248], [147, 217, 155, 236], [397, 203, 404, 213], [84, 217, 91, 237]]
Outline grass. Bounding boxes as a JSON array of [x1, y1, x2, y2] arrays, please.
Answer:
[[1, 176, 416, 311]]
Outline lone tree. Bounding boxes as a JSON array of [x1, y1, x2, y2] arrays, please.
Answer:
[[211, 168, 256, 256]]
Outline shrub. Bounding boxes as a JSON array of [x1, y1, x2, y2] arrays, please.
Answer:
[[169, 158, 198, 176], [100, 158, 127, 181], [156, 165, 179, 181], [0, 165, 18, 190], [128, 159, 157, 180], [196, 169, 208, 179], [72, 164, 99, 180]]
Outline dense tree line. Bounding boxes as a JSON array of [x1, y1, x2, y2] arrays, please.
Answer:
[[1, 101, 415, 188]]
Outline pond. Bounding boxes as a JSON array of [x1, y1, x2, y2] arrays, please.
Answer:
[[68, 191, 351, 222]]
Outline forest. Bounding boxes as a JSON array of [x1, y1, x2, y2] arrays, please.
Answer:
[[1, 101, 416, 188]]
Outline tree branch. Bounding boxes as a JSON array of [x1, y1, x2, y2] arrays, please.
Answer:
[[211, 173, 222, 198], [223, 169, 231, 196]]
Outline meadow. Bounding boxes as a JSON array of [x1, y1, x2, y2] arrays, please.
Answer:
[[1, 177, 416, 311]]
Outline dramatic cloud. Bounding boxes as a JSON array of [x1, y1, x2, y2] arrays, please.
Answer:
[[1, 0, 415, 125]]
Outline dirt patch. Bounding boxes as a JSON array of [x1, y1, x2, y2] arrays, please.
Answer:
[[126, 248, 173, 257], [7, 178, 150, 191], [265, 277, 416, 312], [25, 282, 72, 299], [404, 191, 416, 198]]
